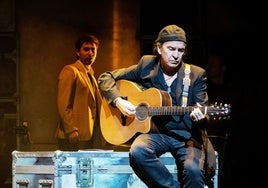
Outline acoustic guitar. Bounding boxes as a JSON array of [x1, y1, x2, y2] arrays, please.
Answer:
[[100, 80, 231, 145]]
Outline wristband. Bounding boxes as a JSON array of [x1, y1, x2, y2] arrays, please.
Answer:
[[113, 97, 121, 106]]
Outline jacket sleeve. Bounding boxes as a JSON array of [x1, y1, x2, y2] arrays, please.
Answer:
[[98, 64, 138, 104], [57, 65, 78, 134], [189, 65, 209, 106], [98, 55, 157, 104]]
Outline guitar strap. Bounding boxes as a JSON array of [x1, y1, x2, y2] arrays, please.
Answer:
[[181, 64, 217, 177], [182, 63, 191, 107]]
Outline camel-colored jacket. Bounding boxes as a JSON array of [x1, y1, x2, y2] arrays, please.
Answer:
[[56, 60, 102, 141]]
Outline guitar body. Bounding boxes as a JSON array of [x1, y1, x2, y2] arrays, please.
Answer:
[[100, 80, 171, 145]]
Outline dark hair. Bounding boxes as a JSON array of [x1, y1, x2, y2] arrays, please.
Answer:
[[75, 34, 99, 50]]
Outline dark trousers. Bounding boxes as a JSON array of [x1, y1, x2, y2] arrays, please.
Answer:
[[57, 139, 94, 151]]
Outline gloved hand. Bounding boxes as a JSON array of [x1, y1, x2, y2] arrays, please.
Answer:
[[114, 97, 136, 116], [190, 103, 206, 122]]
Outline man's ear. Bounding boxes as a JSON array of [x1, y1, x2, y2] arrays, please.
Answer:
[[75, 50, 80, 59], [157, 45, 161, 55]]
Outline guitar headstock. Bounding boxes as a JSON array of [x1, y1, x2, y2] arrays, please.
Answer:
[[206, 102, 231, 120]]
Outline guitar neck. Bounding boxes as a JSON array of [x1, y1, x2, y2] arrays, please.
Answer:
[[148, 106, 196, 116], [136, 103, 230, 122]]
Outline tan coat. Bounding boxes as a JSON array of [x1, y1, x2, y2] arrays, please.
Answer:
[[56, 60, 102, 141]]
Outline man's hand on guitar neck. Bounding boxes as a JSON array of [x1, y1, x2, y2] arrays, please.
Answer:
[[190, 103, 207, 122], [114, 97, 136, 116]]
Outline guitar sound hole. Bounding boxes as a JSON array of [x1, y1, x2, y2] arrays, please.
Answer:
[[136, 103, 149, 121]]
